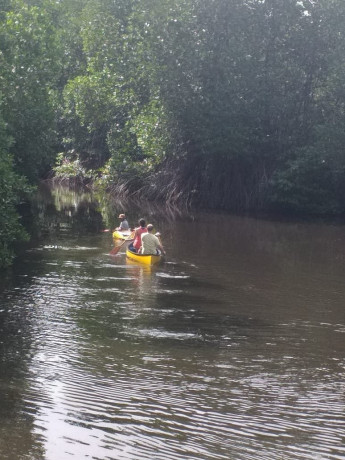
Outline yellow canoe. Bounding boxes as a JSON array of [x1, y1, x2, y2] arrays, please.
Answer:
[[112, 230, 134, 241], [126, 245, 162, 265]]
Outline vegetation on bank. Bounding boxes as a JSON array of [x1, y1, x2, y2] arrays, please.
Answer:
[[1, 0, 345, 265], [0, 110, 30, 267]]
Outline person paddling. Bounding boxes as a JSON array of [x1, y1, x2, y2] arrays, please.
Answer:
[[131, 218, 147, 252], [140, 224, 165, 255], [117, 213, 129, 231]]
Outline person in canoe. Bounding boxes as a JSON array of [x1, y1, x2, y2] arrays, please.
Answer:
[[140, 224, 166, 255], [117, 213, 129, 231], [131, 218, 148, 252]]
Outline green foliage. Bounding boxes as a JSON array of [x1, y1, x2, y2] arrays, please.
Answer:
[[53, 152, 95, 182], [268, 147, 338, 215], [62, 74, 112, 168], [60, 0, 173, 182], [52, 0, 345, 213], [130, 100, 169, 167], [0, 111, 30, 268], [3, 0, 345, 217], [105, 99, 170, 181], [268, 120, 345, 215], [0, 0, 63, 181]]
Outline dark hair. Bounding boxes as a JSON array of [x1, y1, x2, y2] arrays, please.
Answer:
[[139, 218, 146, 227]]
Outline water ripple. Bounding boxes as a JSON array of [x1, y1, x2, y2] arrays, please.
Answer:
[[1, 228, 345, 460]]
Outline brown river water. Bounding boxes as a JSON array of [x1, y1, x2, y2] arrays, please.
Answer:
[[0, 185, 345, 459]]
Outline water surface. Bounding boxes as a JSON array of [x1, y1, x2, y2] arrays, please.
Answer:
[[1, 187, 345, 459]]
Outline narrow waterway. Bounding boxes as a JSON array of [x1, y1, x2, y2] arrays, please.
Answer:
[[1, 185, 345, 459]]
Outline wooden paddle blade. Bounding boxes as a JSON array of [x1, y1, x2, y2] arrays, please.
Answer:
[[109, 244, 122, 255], [109, 230, 135, 255]]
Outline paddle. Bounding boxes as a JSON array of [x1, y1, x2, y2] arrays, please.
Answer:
[[110, 230, 135, 255]]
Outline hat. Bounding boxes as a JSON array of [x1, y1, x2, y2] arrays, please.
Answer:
[[118, 213, 126, 219]]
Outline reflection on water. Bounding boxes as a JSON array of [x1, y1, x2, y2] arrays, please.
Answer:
[[1, 185, 345, 459]]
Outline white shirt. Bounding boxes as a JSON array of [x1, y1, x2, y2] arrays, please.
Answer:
[[141, 233, 160, 255]]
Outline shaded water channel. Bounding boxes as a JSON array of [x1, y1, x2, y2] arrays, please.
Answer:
[[1, 185, 345, 459]]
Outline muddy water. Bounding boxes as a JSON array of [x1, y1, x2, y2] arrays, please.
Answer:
[[0, 186, 345, 459]]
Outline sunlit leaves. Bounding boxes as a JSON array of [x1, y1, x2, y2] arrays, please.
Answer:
[[3, 0, 345, 216], [130, 100, 169, 168], [0, 0, 63, 181]]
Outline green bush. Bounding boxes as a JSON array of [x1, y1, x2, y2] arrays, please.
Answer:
[[0, 150, 30, 268]]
